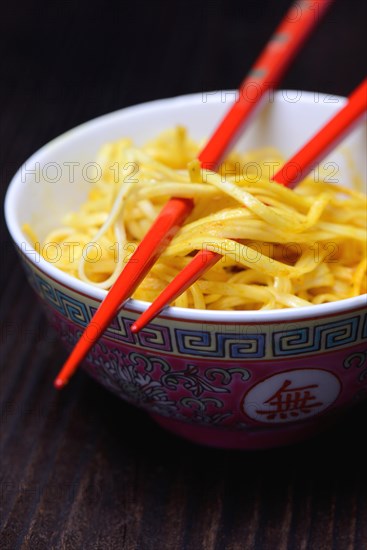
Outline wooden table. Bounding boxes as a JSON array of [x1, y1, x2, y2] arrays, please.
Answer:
[[1, 1, 366, 548]]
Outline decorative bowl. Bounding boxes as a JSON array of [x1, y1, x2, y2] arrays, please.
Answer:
[[5, 91, 367, 449]]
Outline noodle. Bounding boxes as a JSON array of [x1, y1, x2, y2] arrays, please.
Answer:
[[24, 126, 367, 310]]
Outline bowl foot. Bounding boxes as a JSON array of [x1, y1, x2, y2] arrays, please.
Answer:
[[149, 413, 326, 450]]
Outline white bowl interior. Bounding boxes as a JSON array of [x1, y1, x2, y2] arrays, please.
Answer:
[[5, 90, 367, 321]]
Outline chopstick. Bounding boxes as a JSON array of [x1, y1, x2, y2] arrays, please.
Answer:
[[54, 0, 333, 389], [198, 0, 334, 168], [131, 78, 367, 333]]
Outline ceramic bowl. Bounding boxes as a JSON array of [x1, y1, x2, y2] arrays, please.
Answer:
[[5, 91, 367, 449]]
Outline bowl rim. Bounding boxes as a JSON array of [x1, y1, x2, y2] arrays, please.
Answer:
[[4, 90, 367, 324]]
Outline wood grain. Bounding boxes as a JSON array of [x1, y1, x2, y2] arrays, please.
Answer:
[[1, 1, 366, 548]]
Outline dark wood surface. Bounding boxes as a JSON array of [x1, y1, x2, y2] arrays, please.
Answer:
[[1, 1, 366, 548]]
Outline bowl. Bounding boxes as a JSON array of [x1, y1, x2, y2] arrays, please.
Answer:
[[5, 91, 367, 449]]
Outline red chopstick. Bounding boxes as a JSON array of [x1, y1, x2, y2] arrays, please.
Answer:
[[131, 78, 367, 333], [199, 0, 334, 168], [54, 0, 333, 389]]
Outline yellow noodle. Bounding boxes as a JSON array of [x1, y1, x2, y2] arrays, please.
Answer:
[[26, 126, 367, 310]]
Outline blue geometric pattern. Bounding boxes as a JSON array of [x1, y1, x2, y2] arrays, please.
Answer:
[[34, 274, 90, 325], [138, 326, 173, 352], [273, 317, 359, 356], [362, 313, 367, 339], [89, 306, 135, 343], [88, 308, 173, 351], [175, 330, 265, 358], [25, 265, 366, 360]]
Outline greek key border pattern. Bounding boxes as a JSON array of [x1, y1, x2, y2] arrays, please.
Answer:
[[272, 317, 360, 356], [27, 269, 366, 359], [175, 330, 265, 358]]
